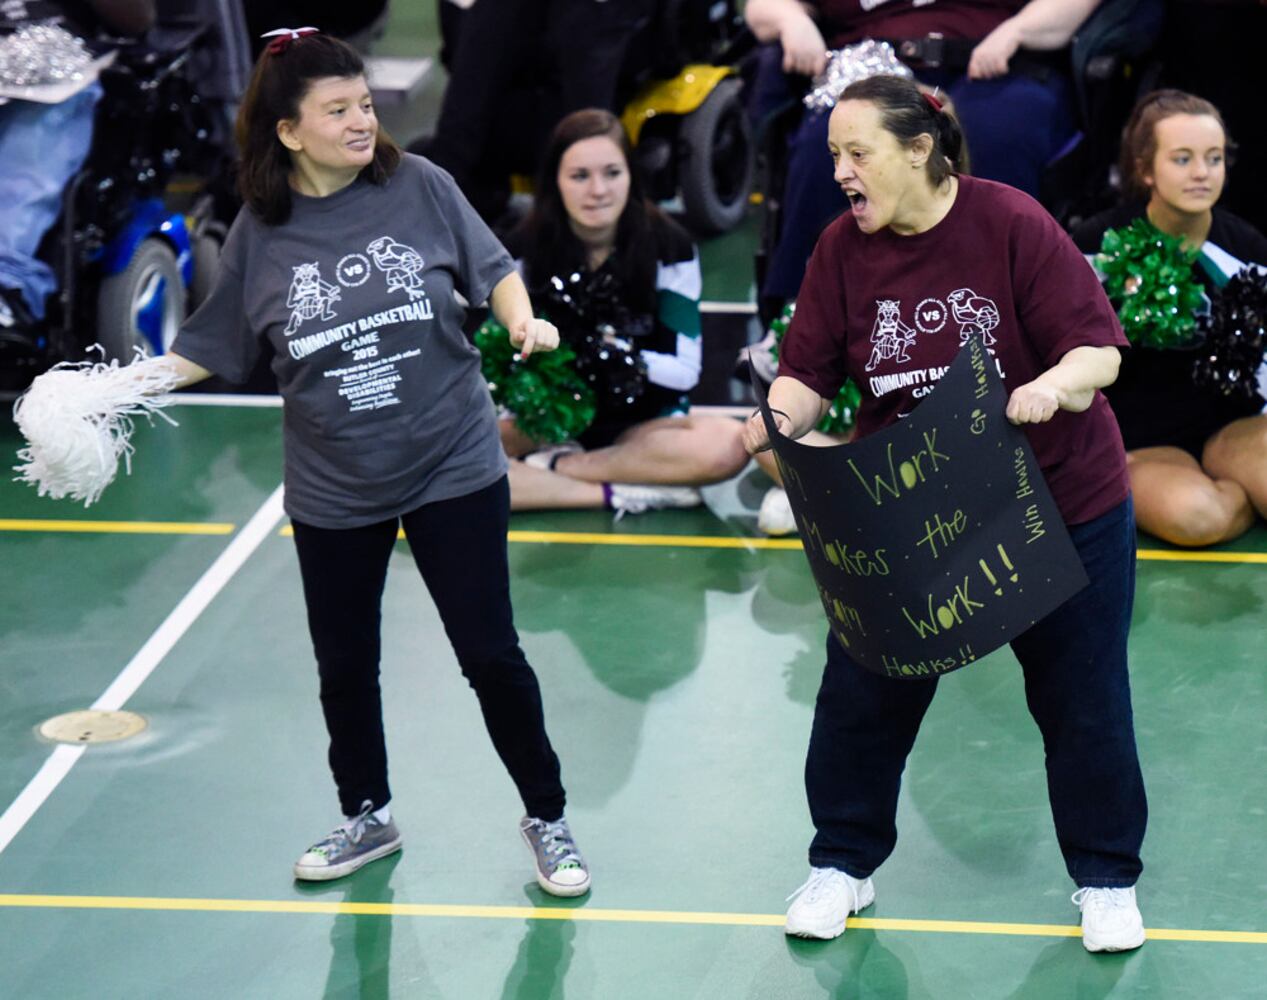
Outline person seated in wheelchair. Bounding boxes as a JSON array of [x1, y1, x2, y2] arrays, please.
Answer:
[[0, 0, 155, 351], [499, 109, 750, 516], [412, 0, 660, 227], [745, 0, 1101, 306]]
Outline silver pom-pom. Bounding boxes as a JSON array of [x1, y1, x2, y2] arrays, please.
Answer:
[[803, 40, 914, 112], [0, 24, 92, 88], [13, 354, 181, 507]]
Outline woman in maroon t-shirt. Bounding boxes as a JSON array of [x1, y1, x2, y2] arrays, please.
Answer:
[[743, 74, 1148, 954]]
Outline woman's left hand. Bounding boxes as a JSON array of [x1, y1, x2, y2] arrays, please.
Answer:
[[509, 318, 560, 358], [1006, 379, 1063, 424]]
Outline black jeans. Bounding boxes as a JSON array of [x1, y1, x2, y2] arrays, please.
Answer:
[[805, 498, 1147, 887], [292, 476, 565, 821]]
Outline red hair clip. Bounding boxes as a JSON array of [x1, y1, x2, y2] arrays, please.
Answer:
[[261, 27, 320, 55], [921, 89, 943, 114]]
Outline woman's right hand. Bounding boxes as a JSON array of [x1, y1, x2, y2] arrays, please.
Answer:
[[743, 409, 792, 455], [781, 15, 828, 77]]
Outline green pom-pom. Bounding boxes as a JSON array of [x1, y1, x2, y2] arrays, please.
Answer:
[[767, 301, 860, 436], [1096, 219, 1206, 349], [475, 319, 595, 444]]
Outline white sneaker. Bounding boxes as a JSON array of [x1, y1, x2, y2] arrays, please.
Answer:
[[608, 483, 701, 517], [757, 486, 797, 536], [523, 441, 583, 471], [785, 866, 875, 939], [1073, 886, 1146, 953], [737, 328, 779, 385]]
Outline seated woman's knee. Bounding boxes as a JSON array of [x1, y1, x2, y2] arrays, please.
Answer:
[[1155, 479, 1248, 547], [693, 417, 750, 482]]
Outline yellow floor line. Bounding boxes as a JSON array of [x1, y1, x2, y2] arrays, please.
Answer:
[[0, 519, 235, 536], [504, 530, 802, 550], [0, 894, 1262, 943], [5, 518, 1267, 563], [1136, 549, 1267, 564]]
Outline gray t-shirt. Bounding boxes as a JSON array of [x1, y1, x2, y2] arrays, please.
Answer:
[[173, 154, 513, 528]]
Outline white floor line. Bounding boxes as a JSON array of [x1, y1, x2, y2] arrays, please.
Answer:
[[0, 485, 287, 858], [0, 746, 86, 858], [172, 393, 283, 407], [700, 301, 757, 314]]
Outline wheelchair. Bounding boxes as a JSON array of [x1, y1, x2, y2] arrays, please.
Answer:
[[1037, 0, 1166, 229], [618, 0, 757, 235], [0, 29, 233, 392], [428, 0, 757, 238]]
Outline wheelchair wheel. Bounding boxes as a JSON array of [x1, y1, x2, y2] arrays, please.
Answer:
[[678, 77, 753, 236], [95, 238, 186, 360], [189, 221, 226, 311]]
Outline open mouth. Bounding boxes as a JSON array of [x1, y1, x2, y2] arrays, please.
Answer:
[[845, 190, 868, 212]]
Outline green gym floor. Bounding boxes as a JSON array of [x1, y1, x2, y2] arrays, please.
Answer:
[[3, 6, 1266, 998], [2, 397, 1266, 999]]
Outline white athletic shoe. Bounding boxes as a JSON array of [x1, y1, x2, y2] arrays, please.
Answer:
[[738, 328, 779, 385], [608, 483, 702, 517], [757, 486, 797, 536], [1073, 886, 1146, 952], [785, 866, 876, 940]]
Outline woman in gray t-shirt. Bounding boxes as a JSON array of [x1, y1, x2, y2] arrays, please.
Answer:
[[155, 30, 591, 896]]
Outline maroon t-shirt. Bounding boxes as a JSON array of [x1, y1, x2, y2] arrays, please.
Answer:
[[780, 175, 1130, 526], [817, 0, 1024, 48]]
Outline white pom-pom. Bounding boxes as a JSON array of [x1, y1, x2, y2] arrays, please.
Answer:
[[13, 354, 182, 506]]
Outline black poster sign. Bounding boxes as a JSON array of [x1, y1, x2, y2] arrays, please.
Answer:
[[755, 336, 1089, 679]]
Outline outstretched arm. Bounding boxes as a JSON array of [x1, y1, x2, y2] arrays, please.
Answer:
[[145, 352, 213, 390]]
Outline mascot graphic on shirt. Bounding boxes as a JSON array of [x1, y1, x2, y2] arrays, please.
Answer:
[[366, 236, 427, 300], [284, 262, 341, 336], [865, 299, 918, 371], [948, 287, 1000, 347]]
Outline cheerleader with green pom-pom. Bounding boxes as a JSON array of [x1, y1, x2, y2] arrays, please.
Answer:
[[495, 110, 749, 516], [1072, 90, 1267, 547]]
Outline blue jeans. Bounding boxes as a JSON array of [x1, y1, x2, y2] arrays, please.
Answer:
[[804, 498, 1147, 887], [0, 82, 101, 318], [762, 69, 1076, 301]]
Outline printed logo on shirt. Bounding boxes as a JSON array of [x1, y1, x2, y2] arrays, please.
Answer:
[[947, 288, 1000, 347], [863, 293, 1007, 403], [336, 253, 372, 287], [865, 299, 917, 372], [366, 236, 427, 300], [914, 297, 947, 335], [284, 262, 341, 337]]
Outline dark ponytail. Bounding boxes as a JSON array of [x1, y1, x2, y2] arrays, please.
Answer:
[[838, 75, 969, 186]]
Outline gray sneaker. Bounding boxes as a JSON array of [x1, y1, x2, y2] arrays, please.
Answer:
[[520, 816, 591, 897], [293, 800, 402, 881]]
